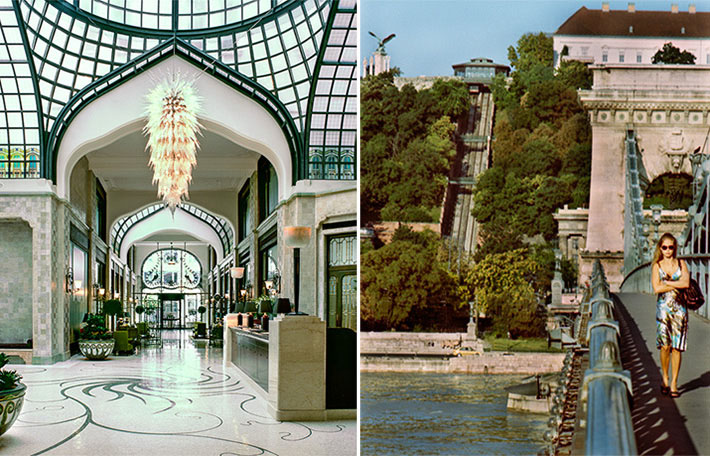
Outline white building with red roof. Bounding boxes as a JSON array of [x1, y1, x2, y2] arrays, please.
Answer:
[[553, 2, 710, 67]]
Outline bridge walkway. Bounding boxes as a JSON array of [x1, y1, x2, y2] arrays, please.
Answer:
[[614, 292, 710, 455]]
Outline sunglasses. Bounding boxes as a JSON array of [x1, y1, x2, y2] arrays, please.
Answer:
[[661, 245, 675, 251]]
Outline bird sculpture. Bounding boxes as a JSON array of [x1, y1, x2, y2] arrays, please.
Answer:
[[369, 31, 395, 54]]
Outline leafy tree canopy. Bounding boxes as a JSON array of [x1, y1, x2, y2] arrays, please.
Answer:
[[361, 73, 466, 223], [652, 42, 696, 64], [361, 227, 461, 330], [474, 31, 592, 257], [465, 248, 547, 337]]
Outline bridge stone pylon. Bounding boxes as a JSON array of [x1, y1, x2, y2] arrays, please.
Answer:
[[579, 64, 710, 290]]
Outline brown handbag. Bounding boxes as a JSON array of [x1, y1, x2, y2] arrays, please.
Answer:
[[677, 278, 705, 310]]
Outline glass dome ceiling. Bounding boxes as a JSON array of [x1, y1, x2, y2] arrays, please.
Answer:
[[75, 0, 293, 31], [0, 0, 356, 181]]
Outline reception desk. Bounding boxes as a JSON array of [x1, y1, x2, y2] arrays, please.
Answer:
[[224, 313, 330, 421], [228, 327, 269, 391]]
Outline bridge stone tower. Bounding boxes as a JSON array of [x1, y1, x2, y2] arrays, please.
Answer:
[[579, 64, 710, 290]]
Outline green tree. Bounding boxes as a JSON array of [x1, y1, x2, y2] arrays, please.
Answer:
[[555, 59, 592, 90], [361, 72, 461, 224], [429, 78, 471, 121], [652, 42, 696, 64], [361, 228, 460, 330], [466, 248, 547, 337], [507, 32, 553, 73]]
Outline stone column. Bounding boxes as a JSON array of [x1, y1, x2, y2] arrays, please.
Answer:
[[267, 315, 326, 420]]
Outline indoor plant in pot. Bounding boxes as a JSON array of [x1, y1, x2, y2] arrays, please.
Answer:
[[78, 314, 114, 360], [0, 353, 26, 436]]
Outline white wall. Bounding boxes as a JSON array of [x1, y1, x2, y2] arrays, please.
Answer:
[[554, 35, 710, 67]]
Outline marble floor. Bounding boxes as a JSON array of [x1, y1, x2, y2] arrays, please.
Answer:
[[0, 331, 356, 456]]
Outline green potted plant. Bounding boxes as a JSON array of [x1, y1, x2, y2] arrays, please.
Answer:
[[135, 305, 145, 322], [103, 299, 122, 330], [197, 305, 206, 322], [0, 353, 25, 437], [78, 314, 115, 360]]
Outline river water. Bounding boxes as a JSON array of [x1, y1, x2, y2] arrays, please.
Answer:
[[361, 372, 549, 456]]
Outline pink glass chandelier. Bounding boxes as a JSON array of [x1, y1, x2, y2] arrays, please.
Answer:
[[144, 75, 201, 211]]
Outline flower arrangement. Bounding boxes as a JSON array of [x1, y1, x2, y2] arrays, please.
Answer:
[[79, 314, 113, 340]]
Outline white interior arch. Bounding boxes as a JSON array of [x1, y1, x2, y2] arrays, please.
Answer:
[[118, 208, 225, 263], [57, 55, 292, 201]]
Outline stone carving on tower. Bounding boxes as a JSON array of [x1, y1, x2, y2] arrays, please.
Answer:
[[658, 130, 693, 173]]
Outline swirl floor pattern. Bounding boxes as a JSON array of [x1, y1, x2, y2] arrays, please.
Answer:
[[0, 330, 355, 456]]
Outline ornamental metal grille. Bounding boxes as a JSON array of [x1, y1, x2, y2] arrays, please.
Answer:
[[328, 234, 355, 266], [141, 248, 202, 290]]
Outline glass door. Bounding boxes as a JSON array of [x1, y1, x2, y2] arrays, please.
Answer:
[[160, 294, 184, 328], [326, 234, 356, 331]]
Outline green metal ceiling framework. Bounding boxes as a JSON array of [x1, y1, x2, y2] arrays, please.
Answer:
[[0, 0, 356, 183], [111, 202, 235, 257]]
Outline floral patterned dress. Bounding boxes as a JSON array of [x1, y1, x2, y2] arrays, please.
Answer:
[[656, 264, 688, 351]]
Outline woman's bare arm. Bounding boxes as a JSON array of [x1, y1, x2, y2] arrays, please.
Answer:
[[665, 259, 690, 289], [651, 263, 675, 293]]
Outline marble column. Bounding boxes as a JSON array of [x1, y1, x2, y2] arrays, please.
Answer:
[[267, 315, 326, 420]]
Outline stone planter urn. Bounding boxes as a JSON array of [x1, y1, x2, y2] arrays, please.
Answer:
[[0, 383, 27, 437], [79, 339, 115, 360]]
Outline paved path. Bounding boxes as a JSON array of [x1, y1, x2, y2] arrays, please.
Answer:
[[615, 292, 710, 456]]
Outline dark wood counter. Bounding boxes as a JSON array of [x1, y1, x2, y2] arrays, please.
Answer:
[[230, 327, 269, 391]]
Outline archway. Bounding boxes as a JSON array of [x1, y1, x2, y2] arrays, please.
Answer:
[[57, 55, 293, 203], [643, 172, 694, 210], [112, 202, 234, 264]]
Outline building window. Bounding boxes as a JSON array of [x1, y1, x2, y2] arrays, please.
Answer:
[[238, 251, 251, 298], [619, 52, 625, 63], [308, 148, 355, 180], [637, 53, 642, 63], [258, 157, 278, 222], [95, 180, 107, 242], [327, 234, 356, 331], [238, 180, 251, 242], [0, 147, 40, 179], [258, 227, 278, 296], [602, 52, 608, 63]]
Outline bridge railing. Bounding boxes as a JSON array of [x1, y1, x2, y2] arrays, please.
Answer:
[[547, 260, 637, 455], [580, 261, 636, 455]]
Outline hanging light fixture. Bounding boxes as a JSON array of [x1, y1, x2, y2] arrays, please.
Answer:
[[144, 75, 201, 212]]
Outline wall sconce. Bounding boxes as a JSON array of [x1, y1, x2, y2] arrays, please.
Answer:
[[65, 268, 74, 294], [284, 226, 312, 248], [230, 267, 245, 279], [283, 226, 312, 315]]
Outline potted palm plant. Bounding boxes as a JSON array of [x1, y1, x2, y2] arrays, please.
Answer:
[[0, 353, 26, 436], [78, 314, 114, 360]]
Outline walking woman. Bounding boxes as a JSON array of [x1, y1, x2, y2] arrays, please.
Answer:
[[651, 233, 689, 398]]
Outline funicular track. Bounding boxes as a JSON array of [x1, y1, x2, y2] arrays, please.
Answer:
[[442, 88, 494, 257]]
